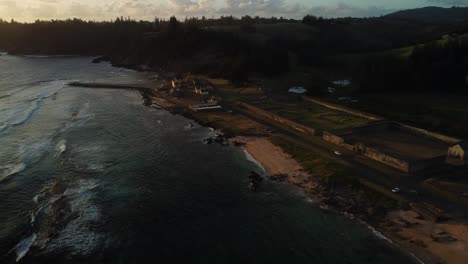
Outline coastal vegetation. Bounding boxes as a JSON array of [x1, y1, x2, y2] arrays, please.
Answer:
[[1, 6, 468, 93]]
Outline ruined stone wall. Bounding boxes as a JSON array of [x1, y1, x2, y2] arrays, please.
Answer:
[[322, 131, 345, 145], [238, 103, 316, 136], [323, 129, 412, 172], [363, 147, 411, 173]]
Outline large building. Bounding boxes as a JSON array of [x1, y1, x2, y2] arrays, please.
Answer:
[[323, 121, 457, 173]]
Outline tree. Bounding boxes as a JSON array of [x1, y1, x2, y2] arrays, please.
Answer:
[[168, 16, 179, 32], [302, 15, 318, 25]]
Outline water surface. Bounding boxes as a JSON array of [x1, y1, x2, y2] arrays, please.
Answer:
[[0, 55, 418, 263]]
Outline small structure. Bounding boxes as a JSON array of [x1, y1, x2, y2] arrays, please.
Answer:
[[193, 80, 215, 96], [194, 86, 212, 96], [448, 141, 468, 161], [332, 80, 351, 86], [288, 86, 307, 94]]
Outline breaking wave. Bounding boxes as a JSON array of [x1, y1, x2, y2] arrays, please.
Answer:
[[12, 178, 104, 259], [11, 233, 37, 262], [0, 80, 66, 134], [56, 139, 67, 156], [0, 162, 26, 182]]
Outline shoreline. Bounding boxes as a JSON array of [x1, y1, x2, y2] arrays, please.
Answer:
[[233, 136, 426, 264], [72, 64, 468, 264]]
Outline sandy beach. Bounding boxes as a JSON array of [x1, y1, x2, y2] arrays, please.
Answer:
[[383, 210, 468, 264], [230, 136, 321, 192]]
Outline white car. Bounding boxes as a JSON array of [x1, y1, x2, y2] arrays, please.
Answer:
[[334, 151, 342, 156], [392, 187, 401, 193]]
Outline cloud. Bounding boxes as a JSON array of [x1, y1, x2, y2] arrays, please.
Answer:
[[0, 0, 401, 22], [306, 3, 395, 18], [426, 0, 468, 5], [0, 0, 23, 18]]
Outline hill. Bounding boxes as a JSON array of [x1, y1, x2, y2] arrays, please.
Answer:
[[385, 6, 468, 24]]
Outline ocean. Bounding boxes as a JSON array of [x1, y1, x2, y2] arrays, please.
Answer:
[[0, 54, 418, 263]]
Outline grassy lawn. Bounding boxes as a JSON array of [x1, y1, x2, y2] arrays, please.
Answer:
[[270, 134, 352, 184], [271, 133, 399, 209], [205, 77, 264, 103], [257, 101, 370, 131]]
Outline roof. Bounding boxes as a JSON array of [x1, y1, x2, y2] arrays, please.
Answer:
[[288, 87, 307, 94]]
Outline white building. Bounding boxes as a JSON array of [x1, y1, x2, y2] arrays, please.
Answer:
[[288, 86, 307, 94]]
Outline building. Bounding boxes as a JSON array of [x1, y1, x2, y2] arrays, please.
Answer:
[[332, 80, 351, 86], [448, 141, 468, 161], [322, 121, 453, 173]]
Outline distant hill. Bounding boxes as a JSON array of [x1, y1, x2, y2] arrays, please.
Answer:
[[385, 6, 468, 24]]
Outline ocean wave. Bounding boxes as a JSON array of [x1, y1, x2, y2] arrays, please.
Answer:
[[19, 178, 103, 258], [0, 80, 67, 134], [59, 101, 93, 134], [0, 162, 26, 182], [43, 179, 103, 256], [0, 101, 40, 134]]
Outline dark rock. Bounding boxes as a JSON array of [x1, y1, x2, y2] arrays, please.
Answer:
[[268, 174, 288, 182], [233, 141, 246, 147], [92, 56, 110, 64], [431, 231, 458, 243], [203, 133, 228, 146], [248, 171, 263, 191]]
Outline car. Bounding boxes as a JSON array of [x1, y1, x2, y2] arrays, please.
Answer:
[[334, 151, 342, 156], [392, 187, 401, 193]]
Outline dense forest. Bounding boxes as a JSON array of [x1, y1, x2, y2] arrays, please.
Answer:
[[1, 7, 468, 91]]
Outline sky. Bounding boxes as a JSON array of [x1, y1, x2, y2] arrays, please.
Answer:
[[0, 0, 467, 22]]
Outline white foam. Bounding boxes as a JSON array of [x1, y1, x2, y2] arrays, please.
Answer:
[[44, 179, 103, 256], [63, 179, 99, 196], [0, 80, 66, 134], [56, 139, 67, 155], [14, 233, 37, 262], [243, 149, 266, 173], [0, 162, 26, 182]]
